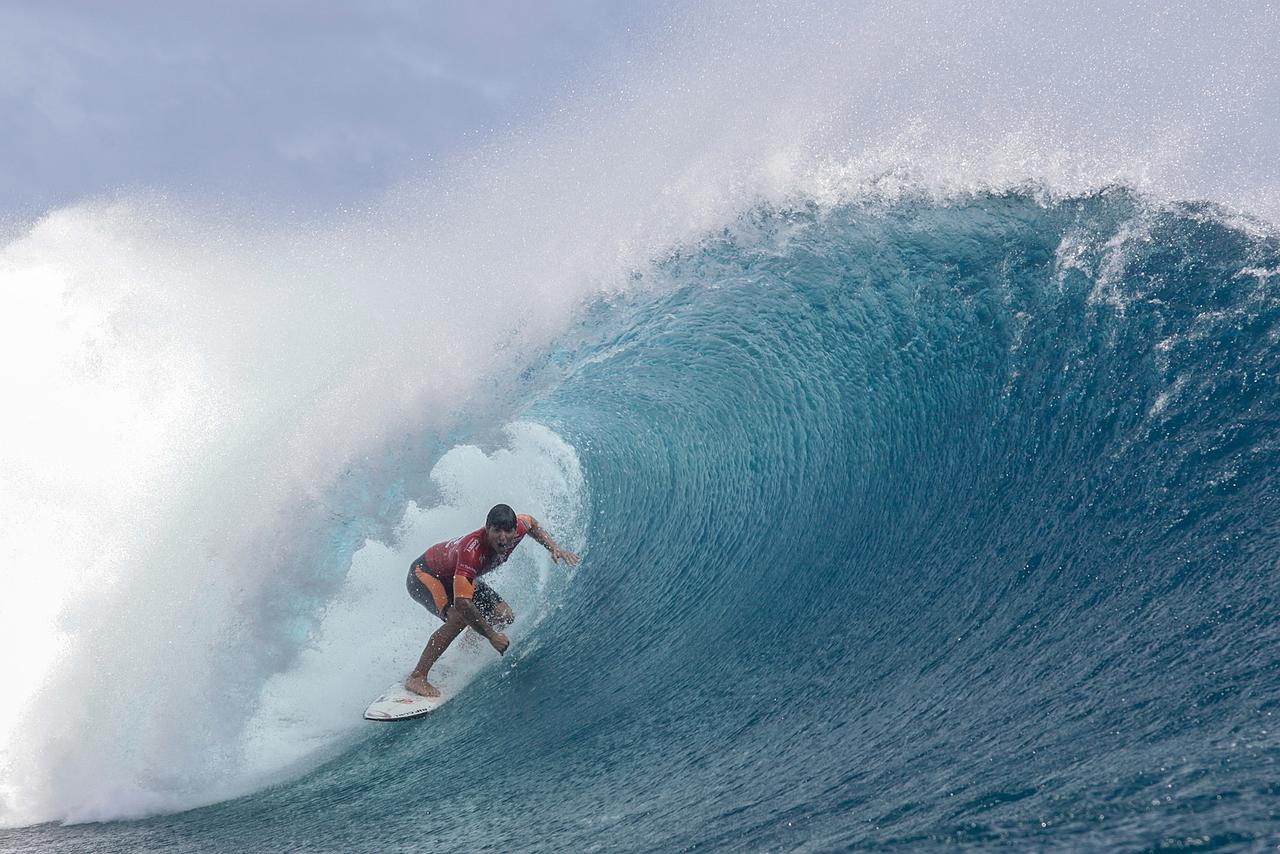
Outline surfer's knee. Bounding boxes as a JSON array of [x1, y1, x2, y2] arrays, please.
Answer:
[[493, 602, 515, 628], [434, 607, 465, 635]]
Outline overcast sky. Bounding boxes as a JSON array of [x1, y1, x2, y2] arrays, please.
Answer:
[[0, 1, 674, 218], [4, 2, 1277, 225]]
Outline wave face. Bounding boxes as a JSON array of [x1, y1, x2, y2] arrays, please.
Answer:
[[8, 188, 1279, 851]]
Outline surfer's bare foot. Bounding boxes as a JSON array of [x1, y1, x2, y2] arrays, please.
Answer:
[[404, 674, 441, 698]]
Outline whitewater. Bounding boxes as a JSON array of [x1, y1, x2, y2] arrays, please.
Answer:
[[2, 1, 1279, 851]]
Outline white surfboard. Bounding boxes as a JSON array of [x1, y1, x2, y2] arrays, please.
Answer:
[[364, 682, 449, 721]]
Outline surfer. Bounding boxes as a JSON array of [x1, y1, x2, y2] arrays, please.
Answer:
[[404, 503, 580, 697]]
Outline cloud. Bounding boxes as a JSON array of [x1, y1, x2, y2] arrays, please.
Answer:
[[0, 1, 661, 215]]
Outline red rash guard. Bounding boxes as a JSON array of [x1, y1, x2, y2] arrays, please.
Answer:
[[423, 514, 533, 599]]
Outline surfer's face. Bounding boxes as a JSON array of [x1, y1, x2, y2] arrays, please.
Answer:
[[487, 525, 518, 553]]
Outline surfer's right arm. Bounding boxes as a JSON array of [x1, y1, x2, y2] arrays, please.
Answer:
[[453, 573, 510, 654]]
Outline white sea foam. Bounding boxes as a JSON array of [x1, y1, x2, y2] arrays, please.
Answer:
[[0, 192, 602, 825]]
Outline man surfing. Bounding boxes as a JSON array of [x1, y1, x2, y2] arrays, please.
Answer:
[[404, 503, 580, 697]]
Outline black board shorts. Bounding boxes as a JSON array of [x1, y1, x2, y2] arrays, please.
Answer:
[[406, 557, 505, 622]]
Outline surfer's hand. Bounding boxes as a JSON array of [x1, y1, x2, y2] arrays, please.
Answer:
[[491, 633, 510, 655], [552, 546, 580, 566]]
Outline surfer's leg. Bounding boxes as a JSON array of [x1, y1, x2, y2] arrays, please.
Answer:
[[407, 560, 449, 617], [406, 606, 467, 697], [473, 581, 515, 630], [405, 561, 465, 697], [490, 601, 514, 630]]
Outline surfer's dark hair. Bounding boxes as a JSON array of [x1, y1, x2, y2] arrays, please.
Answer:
[[486, 504, 518, 531]]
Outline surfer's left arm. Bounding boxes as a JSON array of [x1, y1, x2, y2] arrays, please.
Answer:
[[522, 515, 580, 566]]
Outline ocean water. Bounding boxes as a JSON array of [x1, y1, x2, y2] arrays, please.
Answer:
[[4, 188, 1279, 852], [3, 3, 1280, 852]]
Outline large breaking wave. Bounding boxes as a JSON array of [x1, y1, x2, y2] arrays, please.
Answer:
[[2, 1, 1279, 850]]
